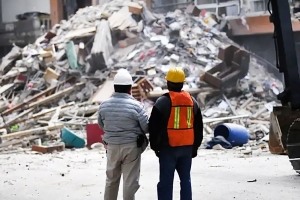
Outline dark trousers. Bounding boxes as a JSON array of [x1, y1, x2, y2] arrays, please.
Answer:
[[157, 146, 193, 200]]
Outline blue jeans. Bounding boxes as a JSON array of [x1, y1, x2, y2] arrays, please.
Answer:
[[157, 146, 193, 200]]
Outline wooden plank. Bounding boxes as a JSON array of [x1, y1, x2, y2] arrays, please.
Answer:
[[2, 85, 58, 116], [29, 82, 84, 108], [35, 105, 98, 121], [0, 108, 33, 129], [203, 115, 249, 124], [30, 102, 74, 120], [246, 120, 270, 125], [240, 97, 253, 109], [32, 143, 65, 153], [223, 93, 245, 126], [0, 124, 64, 143], [0, 103, 75, 129]]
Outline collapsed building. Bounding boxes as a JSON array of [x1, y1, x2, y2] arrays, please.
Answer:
[[0, 1, 282, 153]]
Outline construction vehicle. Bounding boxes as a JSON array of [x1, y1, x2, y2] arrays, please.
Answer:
[[262, 0, 300, 174]]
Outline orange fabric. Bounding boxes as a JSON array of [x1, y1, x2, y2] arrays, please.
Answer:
[[167, 91, 194, 147]]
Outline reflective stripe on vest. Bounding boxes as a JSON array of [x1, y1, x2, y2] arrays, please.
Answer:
[[173, 107, 193, 129], [167, 91, 194, 147]]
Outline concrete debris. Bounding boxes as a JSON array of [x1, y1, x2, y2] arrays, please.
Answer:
[[0, 2, 283, 153]]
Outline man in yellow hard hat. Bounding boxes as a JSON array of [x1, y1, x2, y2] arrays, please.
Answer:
[[148, 67, 203, 200]]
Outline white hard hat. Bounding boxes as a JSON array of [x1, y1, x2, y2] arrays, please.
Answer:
[[113, 69, 133, 85]]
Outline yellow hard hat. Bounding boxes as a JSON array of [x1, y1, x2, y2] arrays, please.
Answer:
[[165, 67, 185, 83]]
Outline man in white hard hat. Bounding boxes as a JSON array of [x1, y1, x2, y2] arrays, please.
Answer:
[[98, 68, 149, 200]]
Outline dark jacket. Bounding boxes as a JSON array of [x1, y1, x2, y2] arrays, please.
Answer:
[[149, 93, 203, 151]]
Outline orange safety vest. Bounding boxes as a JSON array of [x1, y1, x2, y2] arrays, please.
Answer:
[[167, 91, 194, 147]]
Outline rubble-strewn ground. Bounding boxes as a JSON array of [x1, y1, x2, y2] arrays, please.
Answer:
[[0, 2, 296, 199], [0, 149, 299, 200]]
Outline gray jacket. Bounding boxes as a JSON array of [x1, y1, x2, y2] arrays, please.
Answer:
[[98, 93, 149, 145]]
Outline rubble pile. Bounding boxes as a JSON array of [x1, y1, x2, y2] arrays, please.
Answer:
[[0, 1, 283, 153]]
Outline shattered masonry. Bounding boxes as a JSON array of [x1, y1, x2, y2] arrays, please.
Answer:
[[0, 1, 282, 154]]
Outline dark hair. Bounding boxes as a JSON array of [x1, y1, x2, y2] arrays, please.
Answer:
[[167, 81, 183, 92], [114, 85, 132, 93]]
